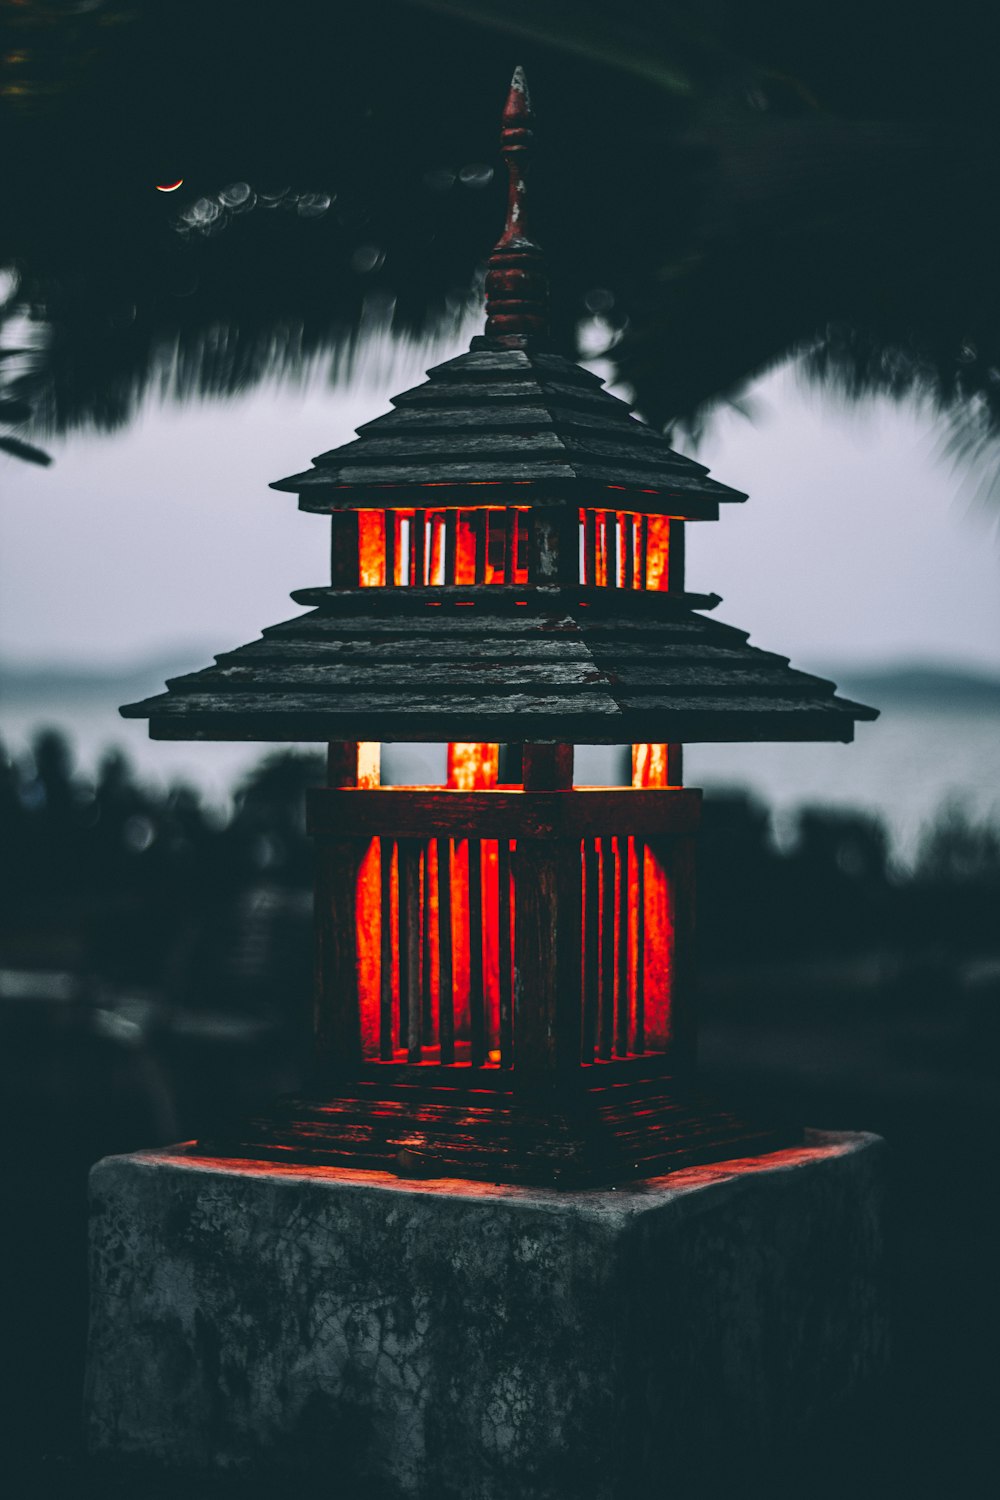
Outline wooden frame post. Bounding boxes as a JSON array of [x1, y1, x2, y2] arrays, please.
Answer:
[[314, 741, 380, 1079], [529, 504, 579, 585], [514, 743, 580, 1088]]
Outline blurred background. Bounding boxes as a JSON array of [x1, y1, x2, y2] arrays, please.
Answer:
[[2, 2, 1000, 1495]]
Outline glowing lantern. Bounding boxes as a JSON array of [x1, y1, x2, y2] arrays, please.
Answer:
[[123, 69, 876, 1184]]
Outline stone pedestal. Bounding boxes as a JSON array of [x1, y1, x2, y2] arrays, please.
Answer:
[[85, 1130, 886, 1499]]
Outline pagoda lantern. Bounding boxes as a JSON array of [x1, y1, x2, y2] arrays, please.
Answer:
[[123, 69, 876, 1185]]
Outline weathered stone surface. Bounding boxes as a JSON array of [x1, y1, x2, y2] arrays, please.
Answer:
[[85, 1130, 886, 1499]]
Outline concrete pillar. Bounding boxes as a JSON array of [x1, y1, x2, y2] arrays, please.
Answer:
[[85, 1131, 886, 1499]]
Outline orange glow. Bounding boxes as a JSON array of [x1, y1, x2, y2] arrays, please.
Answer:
[[447, 743, 499, 790], [508, 509, 529, 584], [358, 510, 386, 585], [632, 744, 668, 788], [429, 511, 446, 585], [425, 839, 441, 1034], [483, 838, 500, 1048], [644, 516, 670, 590], [579, 509, 649, 587], [355, 505, 528, 588], [627, 836, 641, 1047], [157, 1138, 836, 1187], [357, 743, 381, 788], [155, 179, 184, 192], [449, 743, 499, 1057], [356, 839, 382, 1056], [456, 513, 478, 584], [631, 748, 675, 1049], [451, 837, 472, 1039], [642, 842, 673, 1049], [596, 511, 608, 586]]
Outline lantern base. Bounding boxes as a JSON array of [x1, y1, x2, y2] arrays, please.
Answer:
[[191, 1070, 798, 1188], [85, 1131, 886, 1498]]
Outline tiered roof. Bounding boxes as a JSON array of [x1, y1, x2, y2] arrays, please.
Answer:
[[122, 66, 876, 747], [271, 347, 746, 517]]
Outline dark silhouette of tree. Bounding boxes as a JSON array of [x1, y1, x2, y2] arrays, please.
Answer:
[[3, 734, 997, 998], [3, 1, 1000, 483]]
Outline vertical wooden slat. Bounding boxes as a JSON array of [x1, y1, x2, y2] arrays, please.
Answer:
[[468, 837, 486, 1065], [498, 838, 513, 1067], [385, 508, 397, 586], [607, 509, 620, 589], [419, 513, 431, 588], [504, 506, 518, 584], [403, 513, 413, 586], [582, 837, 599, 1062], [623, 513, 635, 589], [616, 835, 630, 1056], [635, 839, 646, 1053], [583, 507, 596, 586], [426, 510, 441, 586], [398, 839, 421, 1059], [437, 837, 455, 1064], [638, 514, 649, 590], [444, 508, 458, 585], [329, 510, 360, 588], [421, 842, 434, 1043], [599, 835, 615, 1059], [379, 837, 395, 1059], [474, 509, 488, 585], [596, 510, 607, 586], [668, 518, 685, 592], [404, 513, 419, 588]]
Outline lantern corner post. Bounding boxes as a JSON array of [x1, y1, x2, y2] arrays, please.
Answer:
[[310, 741, 381, 1081], [512, 744, 582, 1090]]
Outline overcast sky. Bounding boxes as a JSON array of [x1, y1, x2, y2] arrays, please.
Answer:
[[2, 334, 999, 676]]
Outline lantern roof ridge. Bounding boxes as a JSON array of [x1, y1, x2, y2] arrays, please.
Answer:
[[270, 345, 747, 512]]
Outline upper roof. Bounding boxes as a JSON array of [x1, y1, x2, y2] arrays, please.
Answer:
[[270, 345, 747, 518], [271, 66, 744, 518]]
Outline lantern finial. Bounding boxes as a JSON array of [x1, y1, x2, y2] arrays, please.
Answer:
[[482, 66, 549, 346]]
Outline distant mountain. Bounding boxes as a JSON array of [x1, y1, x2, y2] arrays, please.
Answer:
[[812, 663, 1000, 713], [0, 653, 213, 702]]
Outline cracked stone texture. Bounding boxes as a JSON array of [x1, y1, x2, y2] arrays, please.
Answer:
[[85, 1130, 886, 1499]]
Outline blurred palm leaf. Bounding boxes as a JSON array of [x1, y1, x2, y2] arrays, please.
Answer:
[[0, 434, 52, 466], [2, 0, 1000, 491]]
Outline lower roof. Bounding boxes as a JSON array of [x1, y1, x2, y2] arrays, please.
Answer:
[[121, 588, 877, 747]]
